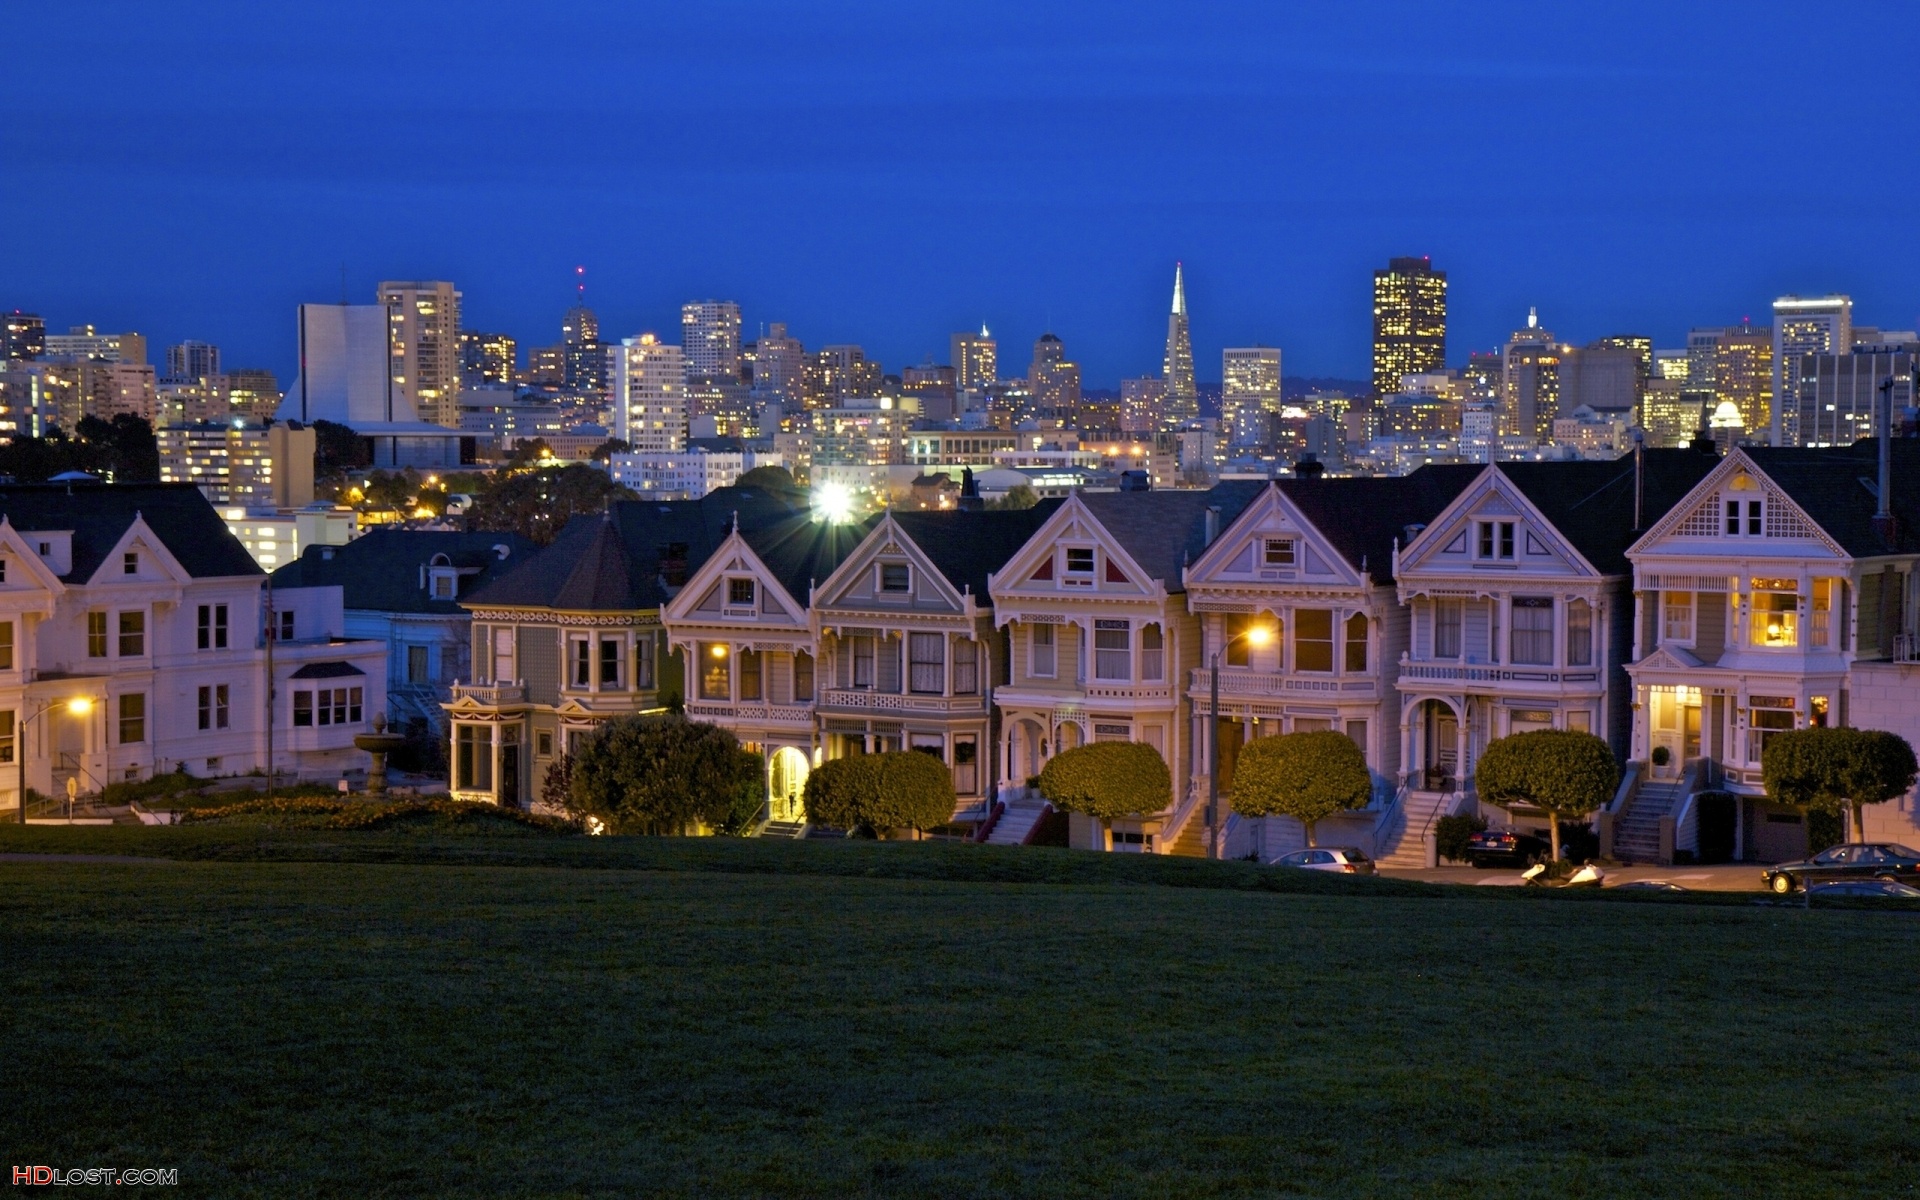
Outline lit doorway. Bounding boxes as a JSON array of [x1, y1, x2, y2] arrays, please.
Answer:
[[769, 747, 810, 823], [1649, 686, 1701, 779]]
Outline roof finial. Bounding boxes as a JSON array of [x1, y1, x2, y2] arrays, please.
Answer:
[[731, 510, 739, 533]]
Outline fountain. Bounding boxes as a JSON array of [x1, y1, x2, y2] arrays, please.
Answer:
[[353, 714, 409, 796]]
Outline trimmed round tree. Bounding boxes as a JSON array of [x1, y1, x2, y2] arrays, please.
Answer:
[[869, 751, 959, 837], [1763, 726, 1919, 844], [802, 755, 882, 832], [1229, 730, 1372, 847], [1036, 742, 1172, 840], [1474, 729, 1619, 863], [569, 715, 764, 836]]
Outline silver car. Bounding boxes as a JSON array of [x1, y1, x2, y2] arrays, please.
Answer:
[[1274, 847, 1376, 875]]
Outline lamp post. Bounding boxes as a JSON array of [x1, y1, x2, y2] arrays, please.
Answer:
[[1206, 619, 1273, 860], [17, 696, 94, 824]]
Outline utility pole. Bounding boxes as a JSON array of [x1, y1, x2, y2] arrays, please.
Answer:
[[264, 578, 274, 801]]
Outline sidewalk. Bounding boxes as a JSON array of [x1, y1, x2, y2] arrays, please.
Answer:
[[1380, 862, 1766, 893]]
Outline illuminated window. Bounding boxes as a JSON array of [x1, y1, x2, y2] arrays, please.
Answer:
[[1749, 580, 1798, 647]]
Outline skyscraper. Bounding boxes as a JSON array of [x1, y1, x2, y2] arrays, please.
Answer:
[[1771, 295, 1851, 445], [378, 281, 463, 428], [745, 322, 805, 405], [612, 334, 686, 453], [952, 326, 997, 393], [562, 303, 604, 395], [282, 304, 406, 426], [1715, 322, 1773, 441], [164, 340, 220, 383], [1028, 333, 1082, 423], [681, 301, 743, 382], [459, 332, 517, 386], [1371, 256, 1447, 397], [1221, 347, 1282, 445], [1161, 263, 1197, 428], [1120, 377, 1165, 435], [1500, 309, 1558, 444], [4, 311, 45, 361]]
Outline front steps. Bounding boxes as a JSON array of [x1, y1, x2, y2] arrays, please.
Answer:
[[1615, 780, 1681, 863]]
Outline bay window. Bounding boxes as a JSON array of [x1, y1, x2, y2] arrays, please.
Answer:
[[1093, 620, 1131, 680]]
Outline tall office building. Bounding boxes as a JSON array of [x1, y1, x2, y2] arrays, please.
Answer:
[[1221, 347, 1282, 444], [612, 334, 686, 453], [1028, 334, 1082, 423], [561, 304, 604, 395], [378, 281, 463, 428], [802, 346, 881, 409], [1794, 346, 1915, 447], [1558, 340, 1642, 414], [1371, 256, 1447, 397], [460, 332, 516, 385], [4, 311, 45, 361], [1161, 263, 1198, 427], [225, 369, 280, 422], [1771, 295, 1851, 445], [45, 325, 146, 365], [1501, 310, 1559, 444], [744, 322, 805, 405], [1715, 322, 1773, 441], [900, 363, 958, 423], [952, 326, 997, 392], [1589, 335, 1652, 407], [280, 304, 409, 426], [165, 340, 220, 383], [1120, 377, 1166, 434], [681, 301, 743, 382]]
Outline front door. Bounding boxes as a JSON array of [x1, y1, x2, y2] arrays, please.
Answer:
[[500, 745, 521, 809], [769, 747, 809, 823], [1425, 703, 1458, 790]]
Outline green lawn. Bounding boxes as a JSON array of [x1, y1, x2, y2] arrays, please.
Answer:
[[0, 829, 1913, 1197]]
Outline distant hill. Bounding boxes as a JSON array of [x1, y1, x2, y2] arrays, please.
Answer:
[[1283, 376, 1371, 399]]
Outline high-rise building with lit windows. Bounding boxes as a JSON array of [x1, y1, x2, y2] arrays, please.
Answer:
[[745, 322, 805, 405], [1500, 308, 1558, 444], [1221, 347, 1282, 445], [1771, 295, 1851, 445], [460, 331, 516, 386], [4, 311, 45, 361], [612, 334, 685, 453], [1161, 263, 1198, 427], [681, 300, 743, 382], [1027, 334, 1082, 423], [378, 281, 463, 428], [1715, 322, 1773, 442], [952, 326, 996, 392], [1371, 256, 1446, 397], [165, 340, 220, 383], [1120, 377, 1165, 434], [561, 304, 604, 396]]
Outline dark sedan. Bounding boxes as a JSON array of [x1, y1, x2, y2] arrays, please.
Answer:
[[1762, 843, 1920, 895], [1467, 828, 1550, 869]]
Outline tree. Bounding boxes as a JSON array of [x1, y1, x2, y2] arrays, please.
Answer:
[[568, 716, 763, 835], [1763, 726, 1919, 844], [1229, 731, 1372, 846], [465, 463, 638, 544], [987, 484, 1038, 511], [538, 754, 575, 820], [800, 751, 956, 837], [588, 437, 631, 464], [313, 419, 371, 476], [1037, 742, 1172, 840], [0, 415, 160, 482], [1474, 730, 1619, 862], [735, 464, 801, 493]]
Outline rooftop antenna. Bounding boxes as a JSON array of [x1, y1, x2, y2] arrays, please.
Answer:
[[575, 265, 586, 306]]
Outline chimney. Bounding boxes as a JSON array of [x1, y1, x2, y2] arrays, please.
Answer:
[[1874, 375, 1897, 548], [1293, 454, 1325, 480], [1203, 505, 1221, 546], [1631, 428, 1645, 533], [957, 466, 983, 512]]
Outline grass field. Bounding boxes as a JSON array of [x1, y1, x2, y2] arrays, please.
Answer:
[[1, 826, 1915, 1197]]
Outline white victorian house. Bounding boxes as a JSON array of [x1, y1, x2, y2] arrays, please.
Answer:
[[1625, 439, 1920, 862], [1392, 450, 1719, 834]]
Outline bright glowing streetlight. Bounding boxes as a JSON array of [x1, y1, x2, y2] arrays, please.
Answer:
[[814, 482, 855, 523], [1207, 617, 1276, 859], [18, 696, 95, 824]]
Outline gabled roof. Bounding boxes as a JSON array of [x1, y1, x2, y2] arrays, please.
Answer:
[[0, 481, 262, 581], [886, 501, 1065, 598], [1075, 482, 1266, 592], [1739, 440, 1920, 557], [1492, 448, 1721, 575], [462, 484, 870, 613], [269, 528, 538, 613], [1276, 465, 1482, 584]]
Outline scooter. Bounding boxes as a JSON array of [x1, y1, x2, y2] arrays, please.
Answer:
[[1520, 861, 1606, 888]]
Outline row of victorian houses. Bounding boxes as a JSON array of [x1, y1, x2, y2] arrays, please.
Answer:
[[442, 438, 1920, 866]]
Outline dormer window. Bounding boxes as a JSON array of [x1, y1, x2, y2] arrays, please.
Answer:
[[431, 573, 456, 600], [1476, 521, 1515, 560], [1724, 473, 1764, 536], [727, 578, 756, 608], [123, 551, 138, 575], [1263, 538, 1296, 567], [878, 563, 911, 593], [0, 558, 7, 583]]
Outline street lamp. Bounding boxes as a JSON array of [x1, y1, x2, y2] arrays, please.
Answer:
[[1206, 618, 1273, 860], [17, 696, 94, 824]]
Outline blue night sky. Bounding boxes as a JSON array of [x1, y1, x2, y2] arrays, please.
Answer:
[[6, 1, 1917, 388]]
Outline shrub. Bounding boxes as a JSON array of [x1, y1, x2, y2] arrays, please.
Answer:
[[569, 716, 764, 836], [1228, 731, 1372, 846], [1037, 742, 1172, 826], [802, 752, 956, 836], [1475, 729, 1619, 862], [1435, 812, 1487, 863], [1763, 726, 1919, 842]]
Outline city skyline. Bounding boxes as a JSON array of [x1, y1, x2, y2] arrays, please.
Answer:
[[6, 2, 1917, 388]]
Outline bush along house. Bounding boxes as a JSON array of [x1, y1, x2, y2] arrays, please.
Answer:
[[1391, 447, 1720, 845], [1181, 467, 1480, 865], [0, 480, 384, 812], [1624, 437, 1920, 862], [986, 482, 1265, 853], [658, 506, 873, 830], [445, 484, 806, 808], [805, 505, 1060, 836]]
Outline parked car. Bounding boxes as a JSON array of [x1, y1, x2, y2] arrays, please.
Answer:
[[1613, 880, 1689, 893], [1808, 879, 1920, 901], [1273, 847, 1376, 875], [1467, 828, 1549, 869], [1761, 843, 1920, 895]]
